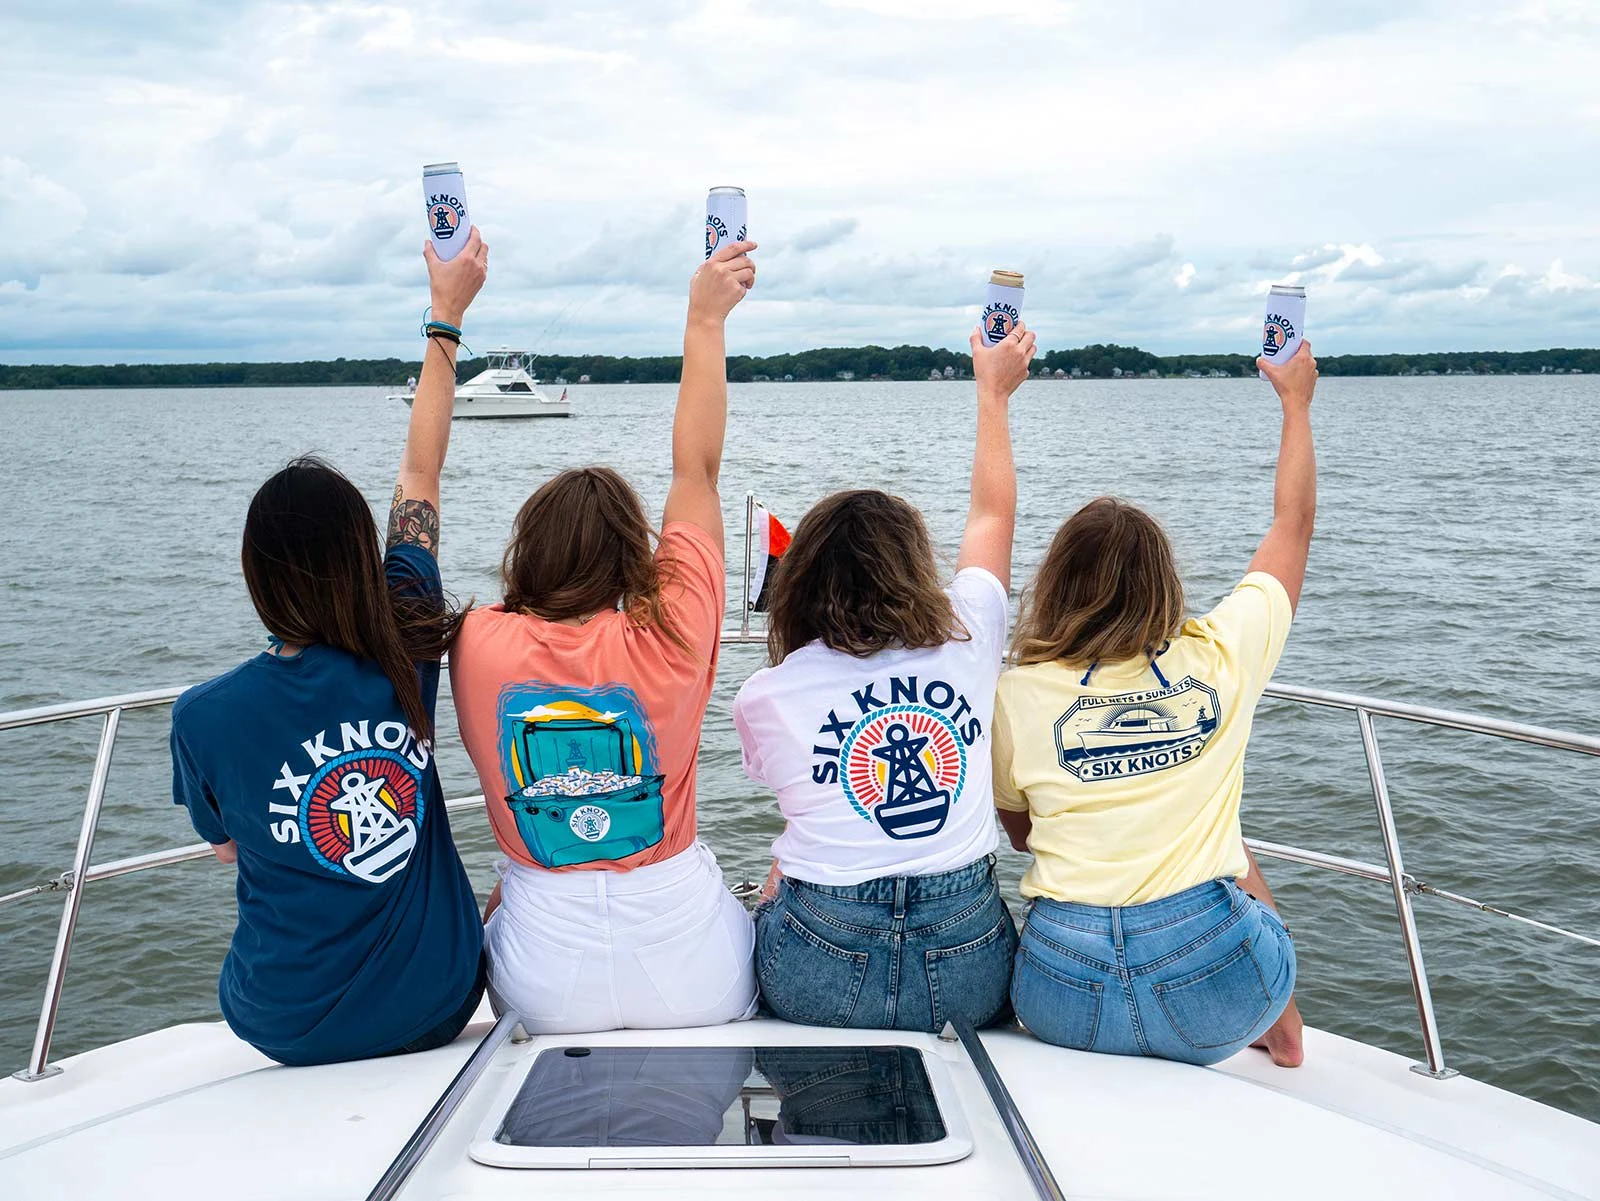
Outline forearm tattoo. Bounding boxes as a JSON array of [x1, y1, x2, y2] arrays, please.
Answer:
[[387, 486, 440, 553]]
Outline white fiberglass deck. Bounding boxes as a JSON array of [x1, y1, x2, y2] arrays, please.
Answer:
[[2, 1008, 1595, 1200]]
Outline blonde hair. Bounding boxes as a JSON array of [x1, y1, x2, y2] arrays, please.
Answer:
[[1012, 497, 1184, 667]]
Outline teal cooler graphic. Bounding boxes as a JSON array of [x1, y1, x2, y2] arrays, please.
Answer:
[[505, 717, 665, 868]]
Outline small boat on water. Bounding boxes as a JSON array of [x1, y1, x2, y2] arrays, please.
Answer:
[[387, 348, 572, 419]]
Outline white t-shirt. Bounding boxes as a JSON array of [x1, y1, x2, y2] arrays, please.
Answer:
[[733, 568, 1008, 886]]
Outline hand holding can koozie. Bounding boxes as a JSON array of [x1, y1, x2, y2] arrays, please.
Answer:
[[423, 162, 470, 262], [981, 270, 1025, 346], [1259, 285, 1307, 379]]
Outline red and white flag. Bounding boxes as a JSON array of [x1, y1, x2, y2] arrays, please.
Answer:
[[750, 504, 791, 613]]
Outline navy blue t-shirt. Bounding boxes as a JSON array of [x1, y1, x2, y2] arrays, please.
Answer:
[[170, 543, 481, 1066]]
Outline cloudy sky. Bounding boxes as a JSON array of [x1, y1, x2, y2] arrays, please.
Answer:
[[5, 0, 1600, 362]]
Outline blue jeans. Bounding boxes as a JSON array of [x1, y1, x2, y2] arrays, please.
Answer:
[[755, 856, 1017, 1033], [1012, 879, 1295, 1066]]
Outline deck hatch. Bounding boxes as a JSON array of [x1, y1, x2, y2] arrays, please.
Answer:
[[469, 1044, 973, 1169]]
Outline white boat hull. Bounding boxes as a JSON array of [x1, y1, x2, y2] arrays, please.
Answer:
[[390, 391, 571, 419]]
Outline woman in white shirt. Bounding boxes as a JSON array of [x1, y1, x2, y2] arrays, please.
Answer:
[[732, 322, 1035, 1031]]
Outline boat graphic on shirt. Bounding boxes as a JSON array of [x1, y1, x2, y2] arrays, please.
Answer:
[[1054, 677, 1221, 782]]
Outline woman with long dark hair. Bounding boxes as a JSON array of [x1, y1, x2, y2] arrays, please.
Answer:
[[993, 342, 1318, 1068], [450, 239, 758, 1033], [731, 321, 1036, 1032], [169, 231, 489, 1065]]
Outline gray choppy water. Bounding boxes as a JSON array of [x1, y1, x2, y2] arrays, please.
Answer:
[[2, 377, 1597, 1120]]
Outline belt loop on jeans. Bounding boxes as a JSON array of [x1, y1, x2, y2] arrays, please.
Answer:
[[893, 876, 908, 921]]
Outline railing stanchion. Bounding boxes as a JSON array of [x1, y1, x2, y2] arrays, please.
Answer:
[[13, 707, 122, 1082], [1356, 707, 1458, 1081], [741, 491, 755, 638]]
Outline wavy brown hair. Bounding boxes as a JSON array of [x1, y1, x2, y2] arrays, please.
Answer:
[[766, 489, 965, 663], [241, 457, 466, 742], [501, 466, 687, 650], [1012, 496, 1184, 667]]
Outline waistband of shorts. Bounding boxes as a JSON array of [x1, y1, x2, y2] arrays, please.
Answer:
[[788, 854, 997, 903], [1030, 878, 1236, 934], [500, 840, 721, 898]]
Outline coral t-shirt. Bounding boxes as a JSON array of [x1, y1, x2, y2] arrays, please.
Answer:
[[450, 522, 724, 872]]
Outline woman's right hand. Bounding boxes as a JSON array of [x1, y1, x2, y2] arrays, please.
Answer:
[[1258, 339, 1318, 411], [425, 226, 489, 328], [689, 240, 757, 322]]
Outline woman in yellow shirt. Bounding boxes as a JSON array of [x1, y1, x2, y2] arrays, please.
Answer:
[[993, 343, 1318, 1068]]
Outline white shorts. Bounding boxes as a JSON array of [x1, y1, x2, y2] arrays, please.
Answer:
[[485, 840, 758, 1034]]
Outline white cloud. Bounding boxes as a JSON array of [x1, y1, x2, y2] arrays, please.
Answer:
[[2, 0, 1599, 362]]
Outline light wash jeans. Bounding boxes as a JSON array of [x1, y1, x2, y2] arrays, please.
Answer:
[[755, 855, 1017, 1033], [1012, 878, 1295, 1066]]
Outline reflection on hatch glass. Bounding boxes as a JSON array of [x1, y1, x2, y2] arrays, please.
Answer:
[[494, 1045, 947, 1148]]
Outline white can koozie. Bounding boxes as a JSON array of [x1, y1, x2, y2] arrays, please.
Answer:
[[706, 186, 747, 259], [981, 270, 1025, 346], [423, 162, 469, 261], [1259, 285, 1306, 379]]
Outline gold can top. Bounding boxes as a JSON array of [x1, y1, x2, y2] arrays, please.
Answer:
[[990, 269, 1024, 288]]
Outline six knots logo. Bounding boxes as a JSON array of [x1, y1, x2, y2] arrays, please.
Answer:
[[983, 302, 1020, 342], [428, 192, 465, 241], [1262, 312, 1295, 358], [1053, 677, 1221, 783], [705, 215, 729, 257], [302, 750, 422, 884], [839, 704, 967, 840]]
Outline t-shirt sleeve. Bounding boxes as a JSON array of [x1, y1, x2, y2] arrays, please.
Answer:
[[1188, 571, 1294, 692], [385, 541, 444, 609], [657, 522, 726, 660], [731, 685, 767, 786], [384, 541, 445, 713], [170, 715, 229, 845], [991, 680, 1028, 813], [949, 567, 1010, 663]]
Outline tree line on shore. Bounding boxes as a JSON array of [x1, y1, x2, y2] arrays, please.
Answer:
[[3, 344, 1597, 389]]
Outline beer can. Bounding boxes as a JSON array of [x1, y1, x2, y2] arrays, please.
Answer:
[[423, 162, 470, 261], [706, 186, 747, 259], [1259, 284, 1307, 379], [980, 270, 1025, 347]]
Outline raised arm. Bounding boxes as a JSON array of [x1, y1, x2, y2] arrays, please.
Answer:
[[387, 227, 489, 553], [662, 239, 756, 550], [955, 320, 1036, 590], [1248, 340, 1318, 611]]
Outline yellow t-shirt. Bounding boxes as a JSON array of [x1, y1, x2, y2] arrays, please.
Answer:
[[993, 572, 1292, 907]]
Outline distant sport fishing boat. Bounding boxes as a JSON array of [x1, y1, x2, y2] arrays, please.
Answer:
[[387, 348, 572, 418], [1, 497, 1598, 1199]]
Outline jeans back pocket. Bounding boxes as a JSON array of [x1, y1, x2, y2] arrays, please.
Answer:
[[756, 908, 869, 1028], [1011, 946, 1103, 1051], [1151, 938, 1271, 1050], [925, 901, 1018, 1032]]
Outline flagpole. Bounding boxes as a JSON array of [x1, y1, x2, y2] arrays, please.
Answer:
[[741, 492, 754, 638]]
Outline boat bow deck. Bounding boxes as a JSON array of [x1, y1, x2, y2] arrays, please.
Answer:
[[2, 1010, 1595, 1200]]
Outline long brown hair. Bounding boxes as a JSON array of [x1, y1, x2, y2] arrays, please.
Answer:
[[241, 457, 465, 741], [1012, 496, 1184, 667], [500, 466, 687, 650], [766, 489, 965, 663]]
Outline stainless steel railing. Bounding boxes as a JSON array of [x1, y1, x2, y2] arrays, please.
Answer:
[[3, 664, 1598, 1083]]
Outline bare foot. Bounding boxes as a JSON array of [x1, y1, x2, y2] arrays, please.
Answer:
[[1252, 997, 1305, 1067]]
